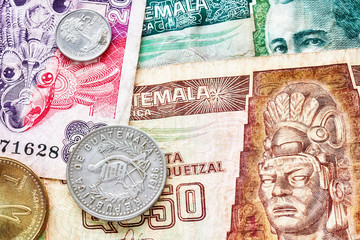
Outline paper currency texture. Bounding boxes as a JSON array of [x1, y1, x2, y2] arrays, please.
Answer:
[[45, 48, 360, 239], [0, 0, 145, 179], [139, 0, 255, 68], [254, 0, 360, 56], [44, 51, 250, 240], [139, 0, 360, 68]]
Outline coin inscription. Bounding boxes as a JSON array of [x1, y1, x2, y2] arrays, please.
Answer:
[[56, 9, 112, 61], [67, 126, 167, 221], [0, 157, 48, 240]]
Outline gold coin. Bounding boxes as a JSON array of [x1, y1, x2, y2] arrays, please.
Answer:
[[0, 157, 48, 240]]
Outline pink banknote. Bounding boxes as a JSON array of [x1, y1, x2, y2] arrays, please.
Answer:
[[0, 0, 145, 179]]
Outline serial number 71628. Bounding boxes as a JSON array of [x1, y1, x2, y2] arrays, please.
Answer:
[[0, 139, 59, 159]]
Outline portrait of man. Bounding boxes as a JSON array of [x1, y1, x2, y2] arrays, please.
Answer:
[[265, 0, 360, 54], [258, 82, 353, 239]]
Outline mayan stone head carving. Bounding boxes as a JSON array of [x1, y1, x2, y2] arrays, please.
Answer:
[[258, 82, 352, 239]]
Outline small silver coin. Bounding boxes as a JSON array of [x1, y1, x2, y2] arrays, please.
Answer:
[[55, 9, 112, 61], [67, 125, 167, 221]]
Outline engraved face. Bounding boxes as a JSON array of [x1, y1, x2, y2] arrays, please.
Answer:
[[265, 0, 360, 54], [0, 0, 76, 132], [0, 49, 59, 132], [55, 9, 112, 61], [258, 156, 329, 233]]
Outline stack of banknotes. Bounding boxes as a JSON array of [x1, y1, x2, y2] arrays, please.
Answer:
[[1, 0, 360, 239]]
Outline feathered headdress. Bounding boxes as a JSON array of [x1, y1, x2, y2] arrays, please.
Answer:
[[260, 82, 351, 232]]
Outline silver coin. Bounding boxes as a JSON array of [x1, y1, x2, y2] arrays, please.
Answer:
[[67, 125, 167, 221], [55, 9, 112, 61]]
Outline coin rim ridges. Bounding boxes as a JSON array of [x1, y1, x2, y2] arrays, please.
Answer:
[[66, 125, 167, 221], [55, 9, 112, 62], [0, 157, 49, 240]]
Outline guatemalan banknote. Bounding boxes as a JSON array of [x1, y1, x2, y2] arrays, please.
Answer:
[[0, 0, 145, 179], [139, 0, 255, 67], [44, 49, 360, 239], [139, 0, 360, 67]]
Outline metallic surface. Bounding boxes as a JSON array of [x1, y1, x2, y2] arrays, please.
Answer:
[[0, 157, 48, 240], [67, 125, 167, 221], [55, 9, 112, 61]]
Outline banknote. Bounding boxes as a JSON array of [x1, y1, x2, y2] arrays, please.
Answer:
[[138, 0, 255, 68], [43, 48, 360, 239], [139, 0, 360, 68], [0, 0, 145, 179], [253, 0, 360, 56], [227, 55, 360, 239], [43, 54, 251, 239]]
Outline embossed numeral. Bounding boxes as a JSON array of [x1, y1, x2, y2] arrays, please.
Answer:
[[3, 175, 20, 186], [0, 205, 31, 224]]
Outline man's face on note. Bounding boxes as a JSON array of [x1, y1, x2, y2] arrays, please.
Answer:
[[265, 0, 360, 54], [258, 156, 329, 233]]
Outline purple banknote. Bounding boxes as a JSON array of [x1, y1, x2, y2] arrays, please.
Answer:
[[0, 0, 145, 179]]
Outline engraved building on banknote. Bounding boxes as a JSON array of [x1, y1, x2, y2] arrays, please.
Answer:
[[228, 64, 360, 239]]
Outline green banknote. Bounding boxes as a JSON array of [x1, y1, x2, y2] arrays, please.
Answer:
[[139, 0, 255, 67], [44, 49, 360, 239], [139, 0, 360, 67], [253, 0, 360, 56]]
